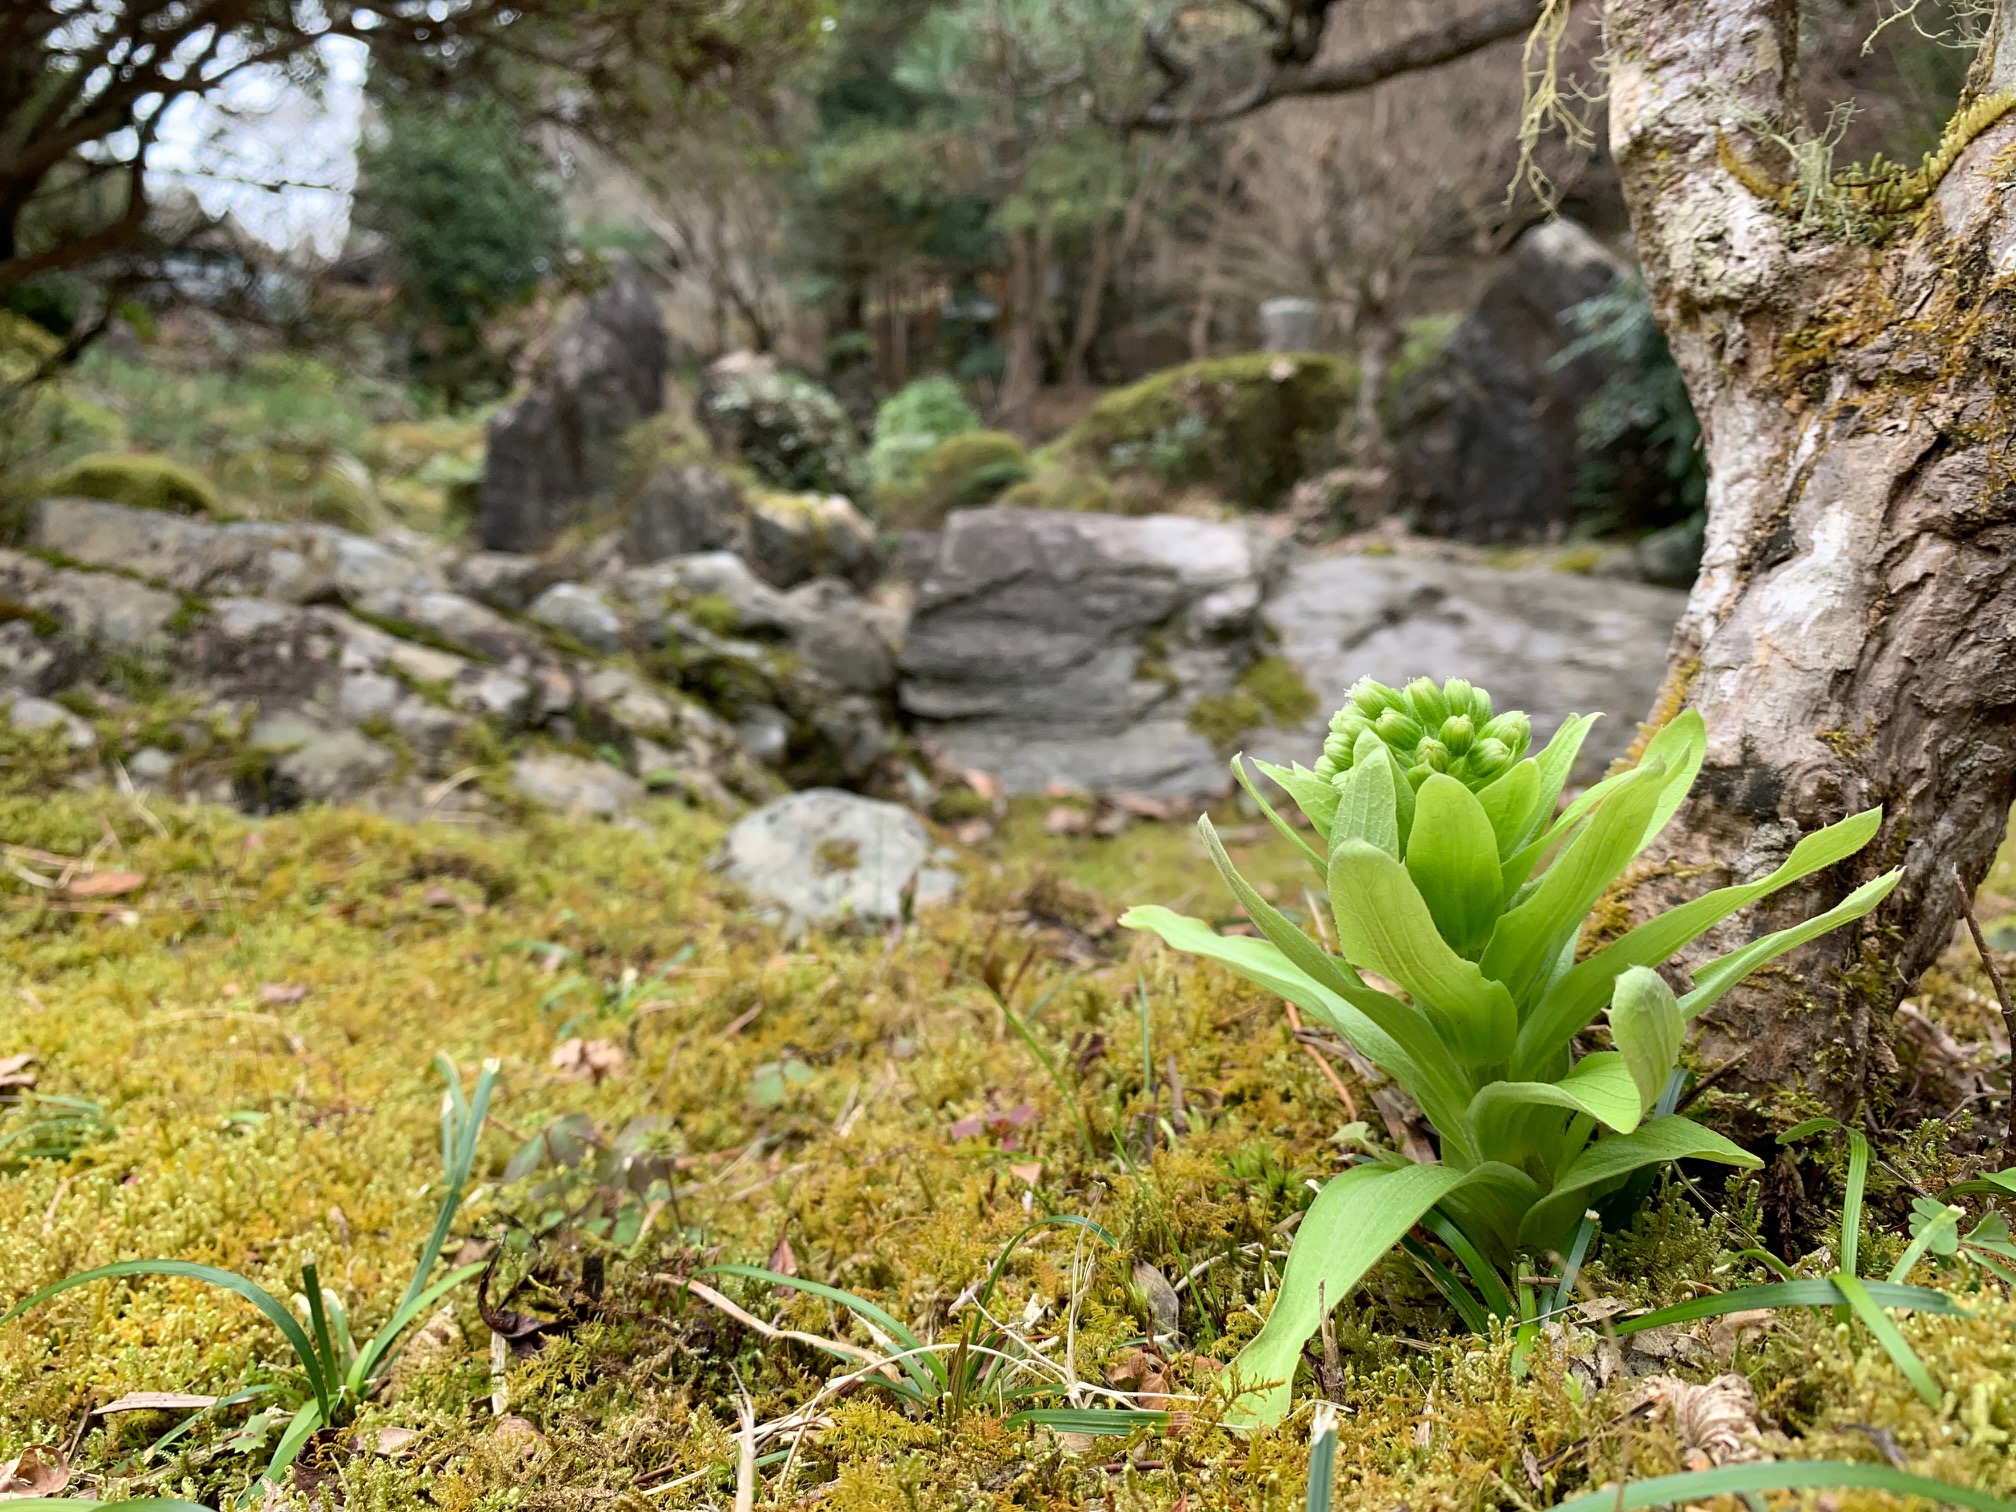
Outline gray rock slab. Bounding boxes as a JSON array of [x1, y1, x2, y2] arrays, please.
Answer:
[[714, 788, 958, 928], [1251, 553, 1686, 778], [897, 508, 1286, 797]]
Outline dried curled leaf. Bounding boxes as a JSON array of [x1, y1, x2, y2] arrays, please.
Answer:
[[0, 1445, 70, 1500], [1635, 1373, 1764, 1468]]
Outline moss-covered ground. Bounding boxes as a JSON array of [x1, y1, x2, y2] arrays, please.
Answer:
[[2, 745, 2015, 1510]]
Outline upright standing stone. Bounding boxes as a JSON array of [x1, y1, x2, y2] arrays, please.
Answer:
[[1259, 297, 1321, 353], [479, 260, 668, 552]]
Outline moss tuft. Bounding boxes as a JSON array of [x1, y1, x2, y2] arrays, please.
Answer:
[[42, 451, 220, 516]]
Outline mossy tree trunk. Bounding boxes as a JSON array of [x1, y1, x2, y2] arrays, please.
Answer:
[[1605, 0, 2016, 1119]]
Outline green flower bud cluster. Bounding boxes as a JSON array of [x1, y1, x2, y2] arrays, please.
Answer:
[[1312, 676, 1532, 792]]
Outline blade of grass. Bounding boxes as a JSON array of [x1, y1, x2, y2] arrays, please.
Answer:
[[702, 1264, 946, 1397], [3, 1262, 331, 1423], [1307, 1402, 1340, 1512], [1420, 1210, 1515, 1319], [1552, 1210, 1599, 1315], [996, 993, 1096, 1160], [1888, 1206, 1962, 1285], [299, 1262, 337, 1404], [1610, 1278, 1961, 1334], [1401, 1236, 1491, 1334], [1004, 1407, 1170, 1434], [1833, 1272, 1941, 1406], [1841, 1128, 1870, 1279], [1547, 1459, 2016, 1512]]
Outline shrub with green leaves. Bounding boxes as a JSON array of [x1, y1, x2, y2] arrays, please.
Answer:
[[1123, 676, 1899, 1426], [867, 376, 980, 486]]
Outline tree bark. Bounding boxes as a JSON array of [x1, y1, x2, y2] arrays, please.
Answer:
[[1605, 0, 2016, 1120]]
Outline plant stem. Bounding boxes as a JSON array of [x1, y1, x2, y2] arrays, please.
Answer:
[[1954, 867, 2016, 1167]]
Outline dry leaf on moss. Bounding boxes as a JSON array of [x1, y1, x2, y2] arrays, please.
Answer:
[[1635, 1373, 1763, 1468], [0, 1445, 70, 1500], [98, 1392, 216, 1415], [550, 1038, 626, 1081], [62, 872, 146, 899]]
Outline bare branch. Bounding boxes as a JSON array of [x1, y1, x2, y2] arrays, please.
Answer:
[[1128, 0, 1542, 129]]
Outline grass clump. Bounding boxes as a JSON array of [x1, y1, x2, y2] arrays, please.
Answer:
[[1054, 351, 1352, 509], [882, 430, 1032, 528]]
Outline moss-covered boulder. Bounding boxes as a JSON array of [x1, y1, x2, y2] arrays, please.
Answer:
[[998, 466, 1116, 515], [697, 354, 867, 501], [1053, 351, 1352, 509], [42, 451, 219, 516]]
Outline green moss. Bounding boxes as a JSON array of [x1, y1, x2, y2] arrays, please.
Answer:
[[0, 598, 62, 638], [1239, 654, 1317, 728], [41, 451, 220, 516], [685, 592, 743, 637], [998, 466, 1116, 515], [1187, 689, 1266, 754], [1055, 352, 1353, 509]]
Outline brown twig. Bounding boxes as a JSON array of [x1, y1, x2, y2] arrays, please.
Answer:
[[1954, 866, 2016, 1165], [1283, 1003, 1360, 1120], [670, 1277, 884, 1368]]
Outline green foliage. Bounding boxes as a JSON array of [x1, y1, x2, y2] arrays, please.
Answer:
[[42, 451, 219, 515], [1057, 352, 1353, 508], [867, 376, 979, 486], [353, 99, 564, 401], [2, 1056, 497, 1495], [1124, 676, 1901, 1425], [701, 366, 867, 498], [885, 429, 1031, 526], [1557, 276, 1706, 531]]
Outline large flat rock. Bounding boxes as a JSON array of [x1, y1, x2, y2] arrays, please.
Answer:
[[1252, 554, 1686, 778], [897, 508, 1286, 797]]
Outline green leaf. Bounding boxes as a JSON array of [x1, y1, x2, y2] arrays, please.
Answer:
[[1635, 708, 1706, 849], [1329, 839, 1518, 1067], [1231, 755, 1327, 873], [1405, 774, 1506, 957], [1513, 807, 1886, 1077], [1469, 1053, 1645, 1145], [1610, 1278, 1963, 1334], [256, 1400, 325, 1497], [1, 1261, 331, 1422], [1253, 758, 1340, 845], [1200, 817, 1358, 1002], [1680, 870, 1901, 1019], [1481, 760, 1669, 1010], [1498, 714, 1602, 888], [1520, 1114, 1761, 1249], [1547, 1460, 2016, 1512], [1006, 1408, 1169, 1435], [1474, 760, 1542, 859], [1118, 906, 1473, 1150], [1329, 757, 1400, 860], [1228, 1162, 1516, 1426], [1607, 967, 1682, 1117], [1834, 1271, 1941, 1406]]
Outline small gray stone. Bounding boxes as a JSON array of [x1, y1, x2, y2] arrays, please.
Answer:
[[527, 583, 626, 653], [746, 491, 880, 590], [264, 725, 397, 804], [3, 693, 95, 748], [714, 789, 959, 929], [735, 706, 792, 766], [337, 671, 403, 722], [510, 752, 644, 817], [125, 746, 178, 788], [450, 551, 564, 614], [626, 463, 747, 563], [607, 551, 802, 638]]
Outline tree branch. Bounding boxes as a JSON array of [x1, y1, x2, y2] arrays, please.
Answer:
[[1127, 0, 1541, 129]]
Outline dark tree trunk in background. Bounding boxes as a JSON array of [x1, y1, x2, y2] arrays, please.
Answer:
[[1605, 0, 2016, 1119]]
